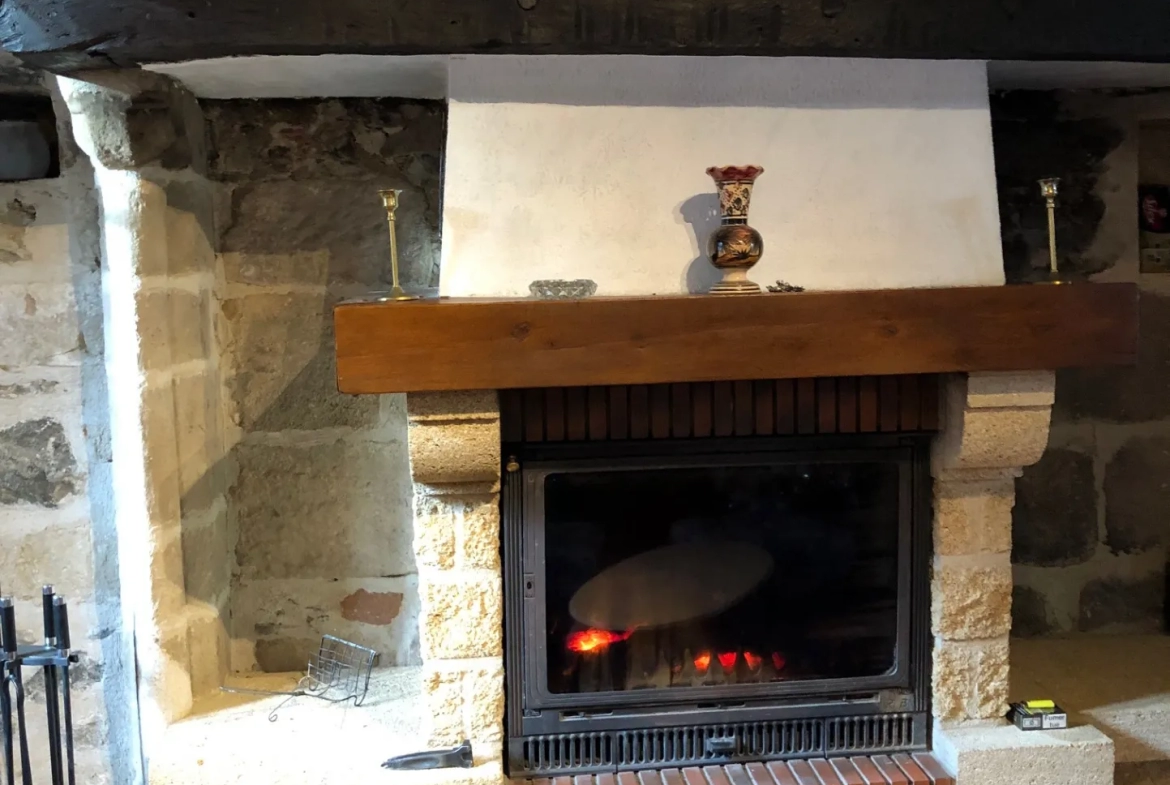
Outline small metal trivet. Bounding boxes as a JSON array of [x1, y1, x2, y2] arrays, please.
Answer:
[[222, 635, 378, 721], [766, 280, 805, 293]]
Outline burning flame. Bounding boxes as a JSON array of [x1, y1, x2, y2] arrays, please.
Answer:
[[717, 652, 737, 672], [566, 628, 634, 654], [743, 651, 762, 671], [694, 651, 712, 674], [771, 652, 787, 672]]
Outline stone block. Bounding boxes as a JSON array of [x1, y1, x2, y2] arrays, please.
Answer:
[[1105, 436, 1170, 553], [414, 492, 500, 571], [150, 525, 188, 620], [231, 439, 414, 578], [407, 391, 500, 423], [186, 606, 228, 699], [933, 638, 1010, 721], [141, 381, 182, 524], [1011, 585, 1057, 638], [413, 494, 457, 569], [934, 722, 1113, 785], [164, 178, 216, 255], [233, 576, 420, 669], [966, 371, 1056, 409], [1079, 573, 1164, 632], [932, 558, 1013, 640], [63, 75, 204, 171], [253, 638, 316, 672], [136, 288, 211, 371], [172, 370, 226, 517], [130, 178, 170, 278], [218, 179, 436, 287], [0, 417, 79, 507], [457, 495, 501, 571], [944, 406, 1052, 472], [181, 505, 232, 606], [420, 572, 503, 660], [1012, 447, 1098, 566], [464, 660, 505, 744], [409, 421, 501, 485], [0, 283, 81, 365], [933, 477, 1014, 556], [1056, 292, 1170, 423], [220, 293, 379, 431], [0, 516, 94, 600], [424, 666, 465, 747]]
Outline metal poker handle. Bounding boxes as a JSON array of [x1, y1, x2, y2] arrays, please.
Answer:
[[53, 598, 75, 785], [42, 585, 56, 645], [0, 600, 14, 658], [53, 598, 70, 652]]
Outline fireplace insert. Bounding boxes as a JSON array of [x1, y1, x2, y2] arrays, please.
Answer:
[[502, 435, 932, 777]]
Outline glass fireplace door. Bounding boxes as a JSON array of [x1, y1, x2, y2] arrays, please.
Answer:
[[521, 447, 915, 709]]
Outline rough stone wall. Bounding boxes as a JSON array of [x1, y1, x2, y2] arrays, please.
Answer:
[[0, 69, 139, 783], [203, 98, 444, 671], [994, 89, 1170, 635]]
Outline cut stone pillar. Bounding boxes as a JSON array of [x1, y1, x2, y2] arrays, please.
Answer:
[[407, 391, 505, 757], [931, 372, 1113, 784], [57, 70, 226, 749]]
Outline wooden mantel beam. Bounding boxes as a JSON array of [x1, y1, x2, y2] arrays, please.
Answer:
[[3, 0, 1170, 74], [333, 284, 1139, 395]]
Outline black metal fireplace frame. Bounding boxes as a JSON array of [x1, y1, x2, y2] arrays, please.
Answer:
[[502, 433, 933, 777]]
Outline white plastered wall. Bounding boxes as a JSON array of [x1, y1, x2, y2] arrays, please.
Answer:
[[440, 55, 1005, 297]]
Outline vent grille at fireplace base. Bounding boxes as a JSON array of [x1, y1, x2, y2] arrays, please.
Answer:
[[512, 712, 928, 777]]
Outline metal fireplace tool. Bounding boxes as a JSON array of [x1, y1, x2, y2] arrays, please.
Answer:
[[221, 634, 378, 721], [0, 585, 78, 785]]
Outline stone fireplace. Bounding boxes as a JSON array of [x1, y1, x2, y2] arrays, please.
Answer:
[[404, 369, 1113, 784], [0, 48, 1144, 785], [369, 54, 1118, 785]]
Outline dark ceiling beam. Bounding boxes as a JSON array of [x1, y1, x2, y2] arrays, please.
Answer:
[[3, 0, 1170, 74]]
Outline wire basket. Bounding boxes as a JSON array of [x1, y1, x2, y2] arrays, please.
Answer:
[[303, 634, 378, 704], [220, 634, 379, 721]]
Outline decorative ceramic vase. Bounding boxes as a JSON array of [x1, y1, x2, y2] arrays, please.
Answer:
[[706, 165, 765, 295]]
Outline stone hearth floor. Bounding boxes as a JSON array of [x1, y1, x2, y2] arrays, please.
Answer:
[[150, 667, 504, 785], [1012, 634, 1170, 766], [149, 635, 1170, 784]]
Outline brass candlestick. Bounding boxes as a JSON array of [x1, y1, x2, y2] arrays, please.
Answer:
[[1038, 178, 1070, 284], [377, 189, 418, 302]]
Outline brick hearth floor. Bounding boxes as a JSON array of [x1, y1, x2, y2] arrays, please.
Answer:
[[531, 754, 955, 785]]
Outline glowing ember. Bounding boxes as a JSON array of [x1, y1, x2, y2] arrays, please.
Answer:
[[743, 651, 763, 671], [771, 652, 787, 672], [717, 652, 737, 671], [694, 651, 712, 674], [566, 628, 633, 654]]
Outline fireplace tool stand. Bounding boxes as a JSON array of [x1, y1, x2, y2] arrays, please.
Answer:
[[0, 586, 78, 785]]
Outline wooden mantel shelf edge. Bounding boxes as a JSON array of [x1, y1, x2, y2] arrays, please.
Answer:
[[333, 283, 1139, 395]]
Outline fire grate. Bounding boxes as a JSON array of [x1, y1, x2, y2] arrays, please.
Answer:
[[513, 713, 928, 777]]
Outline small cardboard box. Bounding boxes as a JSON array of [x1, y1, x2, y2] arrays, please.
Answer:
[[1009, 701, 1068, 731]]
